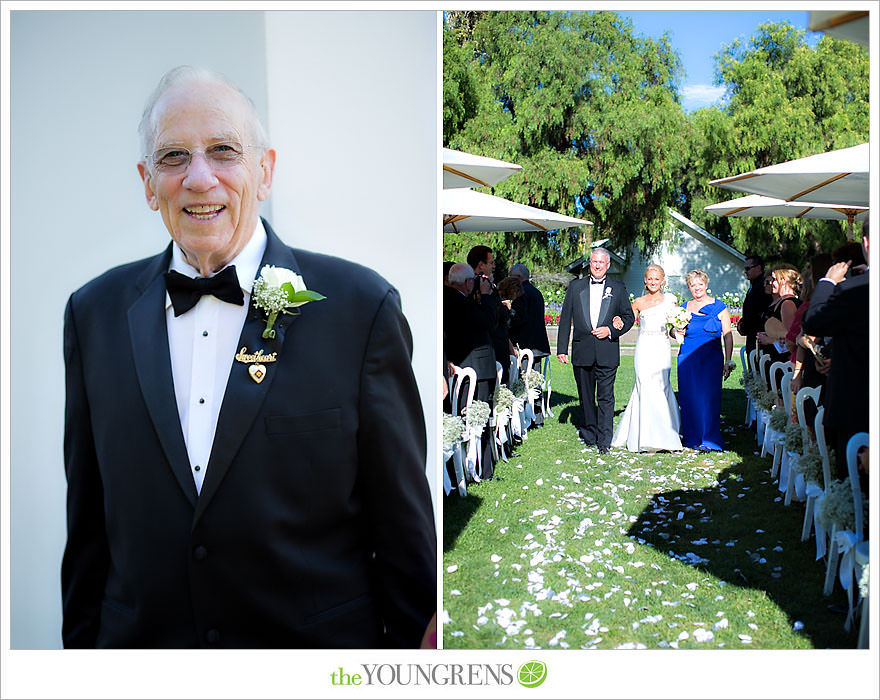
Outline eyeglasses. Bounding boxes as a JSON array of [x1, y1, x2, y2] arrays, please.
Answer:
[[744, 264, 758, 271], [146, 141, 262, 173]]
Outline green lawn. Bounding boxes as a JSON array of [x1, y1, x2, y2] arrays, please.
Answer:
[[442, 355, 857, 649]]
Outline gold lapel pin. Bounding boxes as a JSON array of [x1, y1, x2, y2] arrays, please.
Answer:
[[235, 347, 278, 384]]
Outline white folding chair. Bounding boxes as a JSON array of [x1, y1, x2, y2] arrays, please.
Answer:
[[823, 432, 869, 607], [844, 433, 869, 634], [802, 407, 833, 557], [740, 346, 753, 426], [449, 366, 476, 493], [762, 361, 792, 460], [538, 354, 553, 418], [782, 385, 820, 504], [755, 353, 774, 447]]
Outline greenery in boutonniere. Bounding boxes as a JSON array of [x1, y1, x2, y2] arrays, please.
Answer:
[[252, 265, 326, 339]]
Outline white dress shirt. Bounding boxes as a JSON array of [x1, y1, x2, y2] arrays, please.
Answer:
[[166, 219, 267, 493], [589, 277, 605, 328]]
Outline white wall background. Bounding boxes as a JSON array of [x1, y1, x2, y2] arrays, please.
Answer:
[[7, 9, 438, 651]]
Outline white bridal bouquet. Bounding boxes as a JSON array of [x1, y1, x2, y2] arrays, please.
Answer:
[[666, 306, 690, 333]]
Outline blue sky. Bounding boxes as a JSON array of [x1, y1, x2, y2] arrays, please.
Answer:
[[620, 10, 822, 112]]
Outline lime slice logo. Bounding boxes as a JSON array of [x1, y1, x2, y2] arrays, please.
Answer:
[[517, 660, 547, 688]]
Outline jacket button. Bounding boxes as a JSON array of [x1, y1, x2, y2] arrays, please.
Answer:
[[193, 546, 208, 560], [206, 629, 220, 644]]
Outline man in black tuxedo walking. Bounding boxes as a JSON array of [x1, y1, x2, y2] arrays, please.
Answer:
[[61, 66, 435, 648], [557, 248, 634, 454]]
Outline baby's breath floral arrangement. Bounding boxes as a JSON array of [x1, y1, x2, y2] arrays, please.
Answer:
[[769, 406, 789, 432], [816, 479, 864, 531], [464, 400, 491, 433], [783, 422, 804, 453], [524, 369, 545, 392], [252, 265, 326, 339], [510, 379, 527, 400], [755, 386, 778, 412], [442, 414, 466, 449], [494, 385, 515, 412], [859, 563, 869, 600], [795, 444, 824, 488]]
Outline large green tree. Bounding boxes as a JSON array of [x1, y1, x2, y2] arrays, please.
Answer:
[[444, 11, 689, 272], [682, 22, 869, 263]]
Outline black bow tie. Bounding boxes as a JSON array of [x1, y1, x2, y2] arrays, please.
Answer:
[[590, 278, 604, 285], [164, 266, 245, 317]]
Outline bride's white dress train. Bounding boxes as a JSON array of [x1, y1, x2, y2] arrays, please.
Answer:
[[612, 293, 682, 452]]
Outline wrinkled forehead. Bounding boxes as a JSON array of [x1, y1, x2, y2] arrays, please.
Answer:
[[590, 254, 608, 264], [151, 80, 253, 146]]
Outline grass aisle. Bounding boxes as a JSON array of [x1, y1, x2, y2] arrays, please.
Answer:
[[443, 355, 855, 649]]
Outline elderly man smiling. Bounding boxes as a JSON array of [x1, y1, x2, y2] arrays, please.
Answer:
[[61, 66, 436, 648]]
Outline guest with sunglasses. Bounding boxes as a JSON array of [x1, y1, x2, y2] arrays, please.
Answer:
[[737, 254, 773, 358]]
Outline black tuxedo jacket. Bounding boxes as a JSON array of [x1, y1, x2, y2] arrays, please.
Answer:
[[739, 278, 773, 352], [62, 220, 436, 648], [801, 272, 869, 432], [556, 277, 634, 367], [442, 284, 496, 380], [509, 281, 551, 355]]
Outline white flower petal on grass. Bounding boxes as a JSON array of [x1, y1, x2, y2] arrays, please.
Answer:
[[693, 628, 714, 643], [536, 478, 544, 485], [490, 554, 502, 563], [446, 565, 458, 573], [738, 634, 753, 644], [677, 631, 690, 641], [441, 610, 452, 624], [616, 642, 647, 649], [793, 621, 805, 631], [476, 616, 488, 625], [494, 598, 511, 606], [713, 618, 729, 630], [748, 623, 758, 631], [747, 610, 756, 618], [685, 583, 698, 592]]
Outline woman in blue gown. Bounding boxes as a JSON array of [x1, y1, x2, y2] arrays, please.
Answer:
[[676, 270, 735, 451]]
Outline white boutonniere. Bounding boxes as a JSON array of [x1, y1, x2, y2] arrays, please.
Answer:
[[602, 287, 613, 300], [252, 265, 326, 339]]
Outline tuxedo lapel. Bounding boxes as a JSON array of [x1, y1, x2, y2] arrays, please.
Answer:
[[578, 282, 592, 332], [128, 247, 198, 507], [597, 282, 613, 327], [195, 223, 301, 519]]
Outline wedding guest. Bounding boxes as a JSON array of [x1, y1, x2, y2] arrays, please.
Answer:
[[737, 253, 773, 358], [803, 223, 870, 479], [62, 66, 435, 648], [788, 253, 832, 394], [508, 263, 552, 363], [756, 264, 802, 365], [494, 275, 524, 385], [444, 262, 497, 478], [677, 270, 734, 451]]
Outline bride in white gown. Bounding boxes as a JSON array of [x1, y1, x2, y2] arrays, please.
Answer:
[[611, 265, 682, 452]]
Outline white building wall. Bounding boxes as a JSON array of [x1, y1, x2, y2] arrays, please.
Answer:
[[621, 215, 749, 300], [6, 9, 438, 653]]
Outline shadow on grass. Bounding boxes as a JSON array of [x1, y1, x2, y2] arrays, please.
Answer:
[[443, 492, 483, 553], [626, 376, 858, 651]]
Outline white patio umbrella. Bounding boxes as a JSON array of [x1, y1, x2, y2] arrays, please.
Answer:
[[709, 143, 869, 207], [442, 148, 523, 189], [705, 193, 869, 237], [808, 10, 869, 47], [443, 188, 592, 233]]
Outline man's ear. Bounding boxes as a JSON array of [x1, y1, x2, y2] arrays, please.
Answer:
[[137, 162, 159, 211], [257, 148, 276, 202]]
